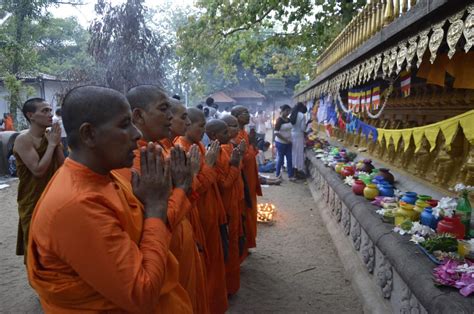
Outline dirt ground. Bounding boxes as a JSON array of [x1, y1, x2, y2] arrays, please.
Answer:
[[0, 176, 362, 313]]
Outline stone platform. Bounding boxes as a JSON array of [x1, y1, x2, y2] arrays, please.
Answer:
[[305, 150, 474, 313]]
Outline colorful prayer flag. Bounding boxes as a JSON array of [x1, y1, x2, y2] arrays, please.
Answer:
[[372, 86, 381, 110], [365, 88, 371, 112], [401, 71, 411, 97]]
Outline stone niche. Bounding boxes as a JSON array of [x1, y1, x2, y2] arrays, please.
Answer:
[[306, 151, 474, 313]]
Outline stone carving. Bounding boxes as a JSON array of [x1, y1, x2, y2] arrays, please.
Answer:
[[460, 145, 474, 186], [361, 234, 375, 273], [341, 205, 351, 235], [414, 138, 431, 176], [416, 29, 430, 68], [335, 201, 342, 222], [388, 47, 398, 75], [376, 254, 393, 299], [400, 285, 423, 314], [429, 20, 446, 64], [447, 10, 465, 59], [382, 50, 390, 78], [350, 219, 361, 251], [434, 147, 455, 186], [464, 4, 474, 52]]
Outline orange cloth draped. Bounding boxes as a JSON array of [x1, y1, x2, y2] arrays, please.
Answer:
[[174, 136, 229, 314], [4, 115, 14, 131], [160, 138, 209, 314], [235, 129, 262, 249], [27, 158, 192, 313], [216, 143, 244, 295]]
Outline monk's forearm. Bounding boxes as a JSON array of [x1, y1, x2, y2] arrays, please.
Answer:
[[193, 164, 217, 195], [33, 144, 58, 177], [166, 188, 191, 230], [55, 144, 65, 165]]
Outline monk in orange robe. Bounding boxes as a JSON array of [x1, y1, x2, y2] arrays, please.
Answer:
[[27, 86, 192, 313], [4, 113, 14, 130], [206, 119, 244, 295], [231, 106, 262, 250], [118, 86, 209, 314], [175, 108, 229, 313]]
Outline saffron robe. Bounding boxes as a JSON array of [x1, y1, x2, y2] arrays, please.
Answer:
[[236, 129, 262, 249], [15, 136, 61, 256], [174, 136, 229, 314], [117, 139, 209, 314], [27, 158, 192, 313], [216, 143, 244, 295]]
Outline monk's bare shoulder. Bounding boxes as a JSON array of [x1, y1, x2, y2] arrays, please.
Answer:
[[13, 131, 32, 153]]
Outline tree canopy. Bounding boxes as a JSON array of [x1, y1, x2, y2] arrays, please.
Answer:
[[177, 0, 365, 101]]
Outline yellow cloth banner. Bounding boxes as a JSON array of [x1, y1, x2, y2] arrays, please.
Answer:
[[377, 110, 474, 153]]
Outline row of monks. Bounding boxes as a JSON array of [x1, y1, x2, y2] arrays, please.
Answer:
[[25, 85, 262, 313]]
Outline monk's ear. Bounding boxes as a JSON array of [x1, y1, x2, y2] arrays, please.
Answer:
[[132, 108, 145, 125], [78, 122, 97, 148]]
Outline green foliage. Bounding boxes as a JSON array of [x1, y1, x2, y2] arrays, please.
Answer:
[[3, 74, 35, 129], [177, 0, 365, 100]]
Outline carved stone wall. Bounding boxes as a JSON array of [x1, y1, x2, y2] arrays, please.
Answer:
[[306, 151, 474, 313]]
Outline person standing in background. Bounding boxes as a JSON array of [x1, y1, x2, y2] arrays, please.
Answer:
[[254, 110, 267, 142], [13, 98, 64, 261], [290, 102, 307, 179], [274, 104, 295, 181]]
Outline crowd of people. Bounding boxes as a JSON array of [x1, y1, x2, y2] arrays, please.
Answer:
[[11, 85, 266, 313]]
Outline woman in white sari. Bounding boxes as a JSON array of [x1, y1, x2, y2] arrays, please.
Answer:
[[290, 102, 307, 177]]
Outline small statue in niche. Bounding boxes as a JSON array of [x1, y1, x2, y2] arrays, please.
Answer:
[[414, 138, 431, 177], [459, 145, 474, 186], [434, 146, 455, 186], [402, 139, 416, 171]]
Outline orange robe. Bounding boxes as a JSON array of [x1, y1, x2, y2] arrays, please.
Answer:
[[117, 138, 209, 314], [27, 158, 192, 313], [4, 115, 14, 131], [236, 129, 262, 249], [216, 143, 245, 295], [174, 136, 229, 313]]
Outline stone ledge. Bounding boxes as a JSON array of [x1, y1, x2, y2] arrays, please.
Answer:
[[306, 150, 474, 313]]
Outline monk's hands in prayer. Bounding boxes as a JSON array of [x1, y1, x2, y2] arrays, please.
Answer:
[[133, 142, 170, 222], [230, 147, 241, 167], [238, 140, 247, 155], [46, 122, 62, 147], [171, 146, 193, 193], [188, 144, 201, 177], [205, 140, 220, 167]]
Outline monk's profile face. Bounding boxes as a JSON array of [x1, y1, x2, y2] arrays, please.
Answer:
[[214, 127, 229, 144], [94, 102, 141, 170], [29, 101, 53, 127], [236, 109, 250, 126], [139, 97, 172, 140], [170, 105, 191, 137], [226, 119, 239, 140], [186, 117, 206, 143]]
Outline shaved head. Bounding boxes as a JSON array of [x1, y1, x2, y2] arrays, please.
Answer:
[[126, 85, 167, 111], [205, 119, 227, 134], [187, 107, 205, 123], [230, 105, 247, 117], [62, 86, 129, 149], [221, 114, 238, 126], [169, 97, 186, 114]]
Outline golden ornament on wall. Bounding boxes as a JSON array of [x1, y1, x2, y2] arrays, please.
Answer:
[[397, 41, 407, 74], [464, 5, 474, 53], [382, 50, 390, 78], [388, 47, 398, 75], [406, 36, 418, 70], [416, 28, 430, 68], [447, 10, 465, 59], [374, 53, 382, 79], [429, 20, 446, 64], [358, 62, 365, 84]]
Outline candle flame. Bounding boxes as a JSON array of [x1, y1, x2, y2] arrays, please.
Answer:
[[257, 203, 275, 222]]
